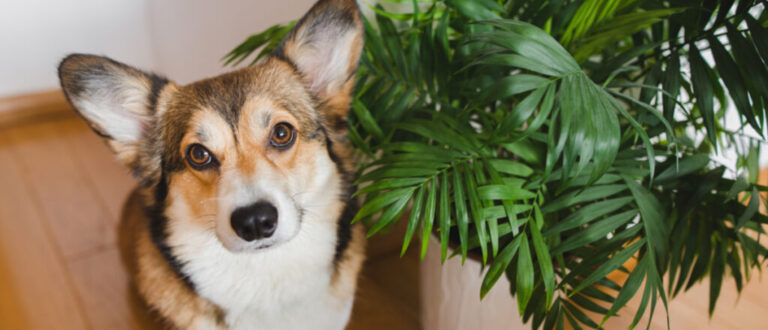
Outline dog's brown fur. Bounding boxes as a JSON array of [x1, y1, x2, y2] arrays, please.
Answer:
[[119, 189, 227, 329], [59, 0, 366, 328]]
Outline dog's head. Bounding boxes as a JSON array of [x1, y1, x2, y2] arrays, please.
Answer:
[[58, 0, 363, 252]]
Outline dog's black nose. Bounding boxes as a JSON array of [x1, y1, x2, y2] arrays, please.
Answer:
[[230, 202, 278, 241]]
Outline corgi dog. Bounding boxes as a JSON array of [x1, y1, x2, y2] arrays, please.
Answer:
[[57, 0, 365, 329]]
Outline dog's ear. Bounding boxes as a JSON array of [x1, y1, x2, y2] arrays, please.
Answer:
[[58, 54, 168, 168], [275, 0, 363, 121]]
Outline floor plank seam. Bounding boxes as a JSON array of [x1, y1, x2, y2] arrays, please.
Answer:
[[64, 243, 116, 263]]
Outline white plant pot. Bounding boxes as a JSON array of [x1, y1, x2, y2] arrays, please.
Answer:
[[420, 238, 529, 330]]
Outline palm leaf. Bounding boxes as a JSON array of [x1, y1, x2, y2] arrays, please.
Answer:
[[229, 1, 768, 328]]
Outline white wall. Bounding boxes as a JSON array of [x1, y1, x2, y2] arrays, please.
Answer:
[[0, 0, 315, 99], [0, 0, 155, 98], [147, 0, 314, 84]]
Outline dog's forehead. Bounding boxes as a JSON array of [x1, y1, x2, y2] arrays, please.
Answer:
[[157, 59, 322, 173], [169, 59, 319, 138]]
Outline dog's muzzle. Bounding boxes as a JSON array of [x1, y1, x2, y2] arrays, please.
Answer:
[[230, 201, 278, 241]]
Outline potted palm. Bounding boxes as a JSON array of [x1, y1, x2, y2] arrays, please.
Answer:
[[225, 0, 768, 328]]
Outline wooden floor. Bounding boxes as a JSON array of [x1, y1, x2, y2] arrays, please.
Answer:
[[2, 112, 768, 330], [0, 114, 420, 330]]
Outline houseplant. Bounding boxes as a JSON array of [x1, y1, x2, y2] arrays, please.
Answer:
[[226, 0, 768, 328]]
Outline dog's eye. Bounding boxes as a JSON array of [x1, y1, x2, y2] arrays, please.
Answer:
[[270, 122, 296, 149], [186, 143, 214, 169]]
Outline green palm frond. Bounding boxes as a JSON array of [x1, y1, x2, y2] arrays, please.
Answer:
[[228, 0, 768, 328]]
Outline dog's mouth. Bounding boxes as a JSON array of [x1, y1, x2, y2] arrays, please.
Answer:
[[253, 243, 275, 250], [216, 235, 278, 253]]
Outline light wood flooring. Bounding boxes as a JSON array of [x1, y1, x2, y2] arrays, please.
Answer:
[[0, 113, 420, 330], [1, 112, 768, 330]]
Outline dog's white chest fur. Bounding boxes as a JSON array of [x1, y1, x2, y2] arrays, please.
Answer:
[[170, 219, 352, 330]]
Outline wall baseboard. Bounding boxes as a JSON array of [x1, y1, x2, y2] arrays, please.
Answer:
[[0, 90, 74, 128]]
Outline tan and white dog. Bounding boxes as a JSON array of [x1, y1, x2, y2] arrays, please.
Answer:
[[58, 0, 365, 329]]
